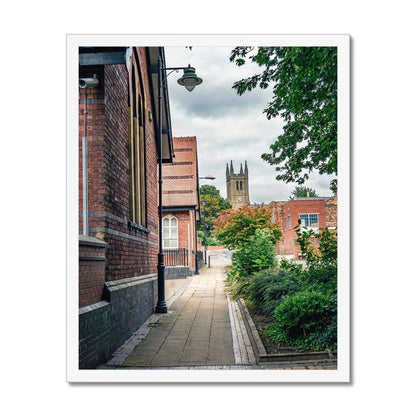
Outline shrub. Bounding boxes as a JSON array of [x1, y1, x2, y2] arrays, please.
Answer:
[[232, 228, 276, 278], [267, 289, 337, 351], [214, 205, 281, 250], [295, 221, 337, 268], [246, 268, 303, 316]]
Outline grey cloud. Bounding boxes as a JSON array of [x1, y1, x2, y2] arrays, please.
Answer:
[[164, 46, 335, 205]]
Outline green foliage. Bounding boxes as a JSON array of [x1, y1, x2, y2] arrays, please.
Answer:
[[294, 220, 337, 268], [288, 186, 319, 200], [198, 185, 232, 243], [232, 229, 276, 278], [230, 47, 337, 192], [213, 205, 281, 250], [219, 207, 281, 297], [225, 215, 338, 352], [246, 268, 303, 316], [267, 289, 337, 351], [268, 224, 337, 350]]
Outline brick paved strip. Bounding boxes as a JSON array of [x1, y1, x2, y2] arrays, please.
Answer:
[[100, 362, 338, 370], [226, 293, 256, 365]]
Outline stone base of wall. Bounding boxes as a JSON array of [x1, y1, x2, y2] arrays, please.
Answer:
[[165, 266, 189, 280], [79, 301, 111, 369], [105, 274, 158, 354], [79, 274, 158, 369]]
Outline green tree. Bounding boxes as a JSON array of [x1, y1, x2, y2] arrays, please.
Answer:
[[213, 205, 281, 250], [232, 228, 277, 277], [198, 185, 232, 243], [230, 47, 337, 193], [288, 186, 319, 200]]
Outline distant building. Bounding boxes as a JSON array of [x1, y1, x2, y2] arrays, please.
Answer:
[[267, 196, 337, 258], [226, 160, 250, 209], [162, 136, 200, 278]]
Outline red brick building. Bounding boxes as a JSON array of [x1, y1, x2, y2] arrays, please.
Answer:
[[78, 47, 174, 368], [267, 197, 337, 258], [162, 136, 200, 277]]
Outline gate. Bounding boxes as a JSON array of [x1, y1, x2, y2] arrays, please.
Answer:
[[163, 248, 189, 266]]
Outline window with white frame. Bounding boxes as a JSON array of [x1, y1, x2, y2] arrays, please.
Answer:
[[162, 215, 178, 248], [284, 217, 287, 231], [288, 215, 291, 230], [299, 213, 319, 229]]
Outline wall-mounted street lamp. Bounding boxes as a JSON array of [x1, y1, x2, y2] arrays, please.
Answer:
[[177, 65, 203, 92], [155, 58, 203, 314]]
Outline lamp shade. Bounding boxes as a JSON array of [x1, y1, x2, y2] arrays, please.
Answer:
[[177, 65, 203, 92]]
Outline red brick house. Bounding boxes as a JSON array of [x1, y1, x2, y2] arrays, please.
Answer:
[[162, 136, 200, 277], [267, 196, 337, 258], [78, 47, 174, 368]]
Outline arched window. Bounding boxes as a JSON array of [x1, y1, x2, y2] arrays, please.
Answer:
[[162, 215, 178, 248], [128, 53, 146, 226]]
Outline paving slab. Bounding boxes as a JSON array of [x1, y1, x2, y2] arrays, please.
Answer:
[[121, 255, 236, 368]]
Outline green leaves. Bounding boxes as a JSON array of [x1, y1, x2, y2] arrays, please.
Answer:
[[269, 289, 337, 350], [288, 185, 319, 200], [198, 185, 232, 242], [213, 205, 281, 250], [230, 46, 337, 190], [232, 228, 277, 278]]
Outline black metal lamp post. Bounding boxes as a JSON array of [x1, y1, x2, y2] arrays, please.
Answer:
[[201, 197, 208, 265], [197, 176, 215, 272], [155, 57, 203, 314]]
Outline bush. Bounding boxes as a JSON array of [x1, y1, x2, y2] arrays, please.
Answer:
[[232, 229, 276, 278], [246, 268, 303, 316], [267, 289, 337, 351], [301, 264, 337, 292], [214, 205, 281, 250]]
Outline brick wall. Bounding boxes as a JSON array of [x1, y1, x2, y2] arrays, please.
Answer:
[[79, 301, 111, 369], [79, 235, 107, 308], [281, 199, 326, 257], [79, 51, 159, 283], [267, 201, 285, 254], [104, 274, 157, 353], [163, 209, 196, 269], [78, 47, 163, 368], [79, 66, 106, 235], [325, 195, 338, 228]]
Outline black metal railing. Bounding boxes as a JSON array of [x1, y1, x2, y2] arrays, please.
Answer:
[[163, 248, 189, 266]]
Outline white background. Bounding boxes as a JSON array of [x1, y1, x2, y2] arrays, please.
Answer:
[[1, 0, 415, 414]]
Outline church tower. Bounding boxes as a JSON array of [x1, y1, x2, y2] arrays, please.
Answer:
[[226, 160, 250, 209]]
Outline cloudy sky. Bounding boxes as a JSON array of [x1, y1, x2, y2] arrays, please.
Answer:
[[164, 46, 336, 204]]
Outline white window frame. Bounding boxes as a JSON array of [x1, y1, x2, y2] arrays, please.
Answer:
[[299, 213, 319, 231], [162, 215, 178, 249]]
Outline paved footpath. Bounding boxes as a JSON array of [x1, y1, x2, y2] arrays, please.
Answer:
[[109, 252, 241, 368], [101, 250, 336, 370]]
